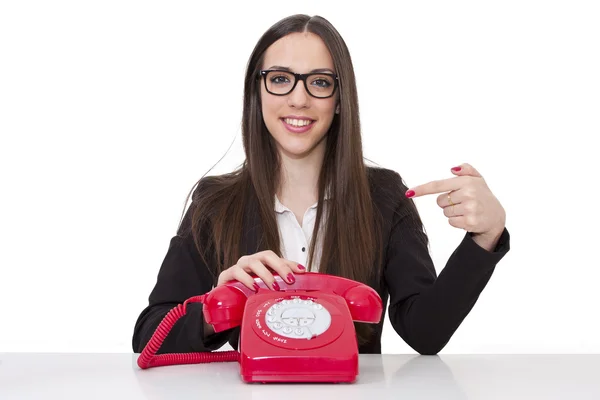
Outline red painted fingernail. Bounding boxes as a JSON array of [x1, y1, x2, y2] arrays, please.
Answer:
[[297, 264, 306, 271], [253, 283, 260, 292], [272, 281, 281, 291], [287, 273, 296, 284], [405, 190, 415, 198], [452, 166, 462, 172]]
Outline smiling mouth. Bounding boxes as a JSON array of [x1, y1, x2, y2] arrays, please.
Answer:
[[281, 117, 315, 127], [280, 118, 316, 134]]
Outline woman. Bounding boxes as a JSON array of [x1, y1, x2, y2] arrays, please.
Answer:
[[132, 14, 510, 356]]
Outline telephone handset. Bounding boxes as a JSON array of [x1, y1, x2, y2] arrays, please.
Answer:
[[137, 272, 383, 383]]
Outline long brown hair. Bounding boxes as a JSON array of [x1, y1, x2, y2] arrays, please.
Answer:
[[181, 14, 383, 342]]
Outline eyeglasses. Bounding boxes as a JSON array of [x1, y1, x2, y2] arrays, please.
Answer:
[[259, 69, 339, 99]]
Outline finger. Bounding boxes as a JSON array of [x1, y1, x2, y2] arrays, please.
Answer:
[[448, 216, 468, 230], [450, 163, 482, 178], [247, 259, 280, 291], [257, 251, 299, 284], [436, 190, 466, 208], [448, 215, 480, 232], [218, 265, 258, 291], [443, 203, 465, 218], [284, 259, 307, 273], [406, 176, 466, 198]]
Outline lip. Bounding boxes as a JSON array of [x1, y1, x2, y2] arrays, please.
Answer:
[[280, 117, 316, 134], [281, 115, 315, 121]]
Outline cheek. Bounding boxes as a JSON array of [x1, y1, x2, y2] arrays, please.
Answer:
[[324, 101, 336, 115], [315, 95, 337, 115], [317, 101, 337, 122], [261, 89, 281, 120]]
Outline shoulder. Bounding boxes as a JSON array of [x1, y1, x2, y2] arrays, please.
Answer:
[[365, 166, 419, 223], [366, 166, 409, 203], [190, 170, 247, 205], [178, 172, 243, 233], [192, 173, 236, 198]]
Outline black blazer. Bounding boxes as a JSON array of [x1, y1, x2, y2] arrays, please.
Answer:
[[132, 167, 510, 355]]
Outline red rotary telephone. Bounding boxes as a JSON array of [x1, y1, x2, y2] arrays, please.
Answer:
[[137, 272, 383, 383]]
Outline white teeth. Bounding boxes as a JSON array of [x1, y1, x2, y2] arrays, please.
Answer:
[[284, 118, 313, 127]]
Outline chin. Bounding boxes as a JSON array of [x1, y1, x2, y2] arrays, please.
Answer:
[[267, 120, 329, 158], [278, 143, 315, 158]]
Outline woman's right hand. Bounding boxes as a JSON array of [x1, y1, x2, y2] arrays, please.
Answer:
[[216, 250, 306, 291]]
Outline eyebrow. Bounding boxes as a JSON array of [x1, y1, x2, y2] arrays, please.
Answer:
[[267, 65, 335, 74]]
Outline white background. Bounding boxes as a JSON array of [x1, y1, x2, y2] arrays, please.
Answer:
[[1, 1, 598, 354]]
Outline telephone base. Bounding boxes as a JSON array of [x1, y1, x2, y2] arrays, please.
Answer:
[[240, 353, 359, 383], [242, 373, 356, 383], [238, 290, 361, 383]]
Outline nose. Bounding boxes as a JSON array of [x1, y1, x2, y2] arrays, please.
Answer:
[[287, 80, 310, 109]]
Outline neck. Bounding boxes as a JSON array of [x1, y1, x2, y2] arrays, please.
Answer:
[[277, 140, 326, 204]]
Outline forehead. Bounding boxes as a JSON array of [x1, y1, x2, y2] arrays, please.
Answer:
[[263, 32, 334, 72]]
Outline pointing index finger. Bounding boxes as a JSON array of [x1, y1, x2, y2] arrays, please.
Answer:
[[406, 177, 463, 198]]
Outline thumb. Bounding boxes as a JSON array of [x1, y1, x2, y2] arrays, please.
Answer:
[[450, 163, 482, 178]]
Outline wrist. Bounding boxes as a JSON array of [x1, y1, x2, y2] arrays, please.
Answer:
[[472, 226, 504, 252], [478, 225, 504, 240]]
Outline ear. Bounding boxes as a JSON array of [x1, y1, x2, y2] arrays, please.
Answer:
[[335, 104, 340, 114]]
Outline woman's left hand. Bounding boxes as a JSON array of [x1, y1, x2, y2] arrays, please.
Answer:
[[405, 163, 506, 250]]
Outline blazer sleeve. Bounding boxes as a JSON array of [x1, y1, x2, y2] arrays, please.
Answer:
[[384, 176, 510, 355], [131, 189, 233, 354]]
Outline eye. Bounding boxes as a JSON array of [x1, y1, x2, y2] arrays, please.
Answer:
[[270, 75, 291, 85], [310, 77, 332, 88]]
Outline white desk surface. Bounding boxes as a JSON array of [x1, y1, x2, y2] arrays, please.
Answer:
[[1, 353, 599, 399]]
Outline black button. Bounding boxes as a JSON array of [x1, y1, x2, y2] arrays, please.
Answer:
[[301, 247, 306, 252]]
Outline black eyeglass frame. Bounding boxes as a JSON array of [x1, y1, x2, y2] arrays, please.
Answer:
[[259, 69, 339, 99]]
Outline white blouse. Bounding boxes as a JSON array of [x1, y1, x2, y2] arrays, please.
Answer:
[[274, 195, 329, 272]]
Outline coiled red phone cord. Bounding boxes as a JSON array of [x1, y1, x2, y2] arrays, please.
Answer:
[[137, 294, 239, 369]]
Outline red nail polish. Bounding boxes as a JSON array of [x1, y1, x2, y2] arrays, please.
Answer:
[[405, 190, 415, 198], [272, 281, 281, 291], [253, 283, 260, 292], [297, 264, 306, 271], [452, 166, 462, 172], [287, 273, 296, 284]]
